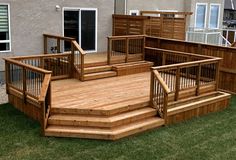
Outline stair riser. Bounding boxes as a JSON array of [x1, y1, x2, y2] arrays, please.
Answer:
[[48, 111, 157, 128], [51, 102, 150, 116], [84, 67, 112, 74], [84, 72, 117, 81]]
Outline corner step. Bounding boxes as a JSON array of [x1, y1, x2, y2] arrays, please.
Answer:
[[84, 71, 117, 81], [45, 117, 164, 140], [48, 107, 157, 128]]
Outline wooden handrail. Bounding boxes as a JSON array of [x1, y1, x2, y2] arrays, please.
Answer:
[[140, 11, 193, 16], [152, 58, 221, 71], [153, 70, 171, 94], [43, 34, 75, 41], [10, 53, 72, 60], [4, 58, 52, 74], [38, 74, 52, 102], [108, 35, 145, 39], [72, 40, 86, 55], [145, 47, 217, 59]]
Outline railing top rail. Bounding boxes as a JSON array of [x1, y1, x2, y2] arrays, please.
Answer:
[[153, 70, 171, 94], [107, 35, 146, 39], [72, 40, 86, 55], [145, 47, 218, 59], [152, 58, 221, 71], [146, 35, 236, 50], [43, 34, 76, 41], [10, 53, 72, 60], [140, 11, 193, 16], [4, 58, 52, 74]]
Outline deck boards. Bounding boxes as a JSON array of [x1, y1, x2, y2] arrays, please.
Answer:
[[51, 72, 151, 110]]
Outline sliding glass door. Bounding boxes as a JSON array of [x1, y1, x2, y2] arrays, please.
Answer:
[[64, 8, 97, 52]]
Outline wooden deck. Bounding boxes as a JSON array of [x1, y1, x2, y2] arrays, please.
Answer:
[[51, 72, 150, 112]]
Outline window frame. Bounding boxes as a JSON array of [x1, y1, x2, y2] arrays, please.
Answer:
[[0, 3, 11, 53], [62, 7, 98, 53], [209, 3, 221, 29], [194, 3, 208, 30]]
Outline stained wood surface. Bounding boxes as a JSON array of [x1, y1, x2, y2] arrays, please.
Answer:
[[51, 72, 151, 111]]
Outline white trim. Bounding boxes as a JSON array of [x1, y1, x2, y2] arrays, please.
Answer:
[[194, 3, 208, 30], [62, 7, 97, 53], [209, 3, 221, 29], [0, 3, 11, 53]]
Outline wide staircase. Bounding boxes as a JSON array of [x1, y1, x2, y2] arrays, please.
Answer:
[[45, 97, 164, 140], [83, 61, 154, 81]]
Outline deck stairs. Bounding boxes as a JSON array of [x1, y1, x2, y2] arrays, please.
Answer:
[[44, 90, 230, 140], [45, 97, 165, 140], [82, 61, 154, 81]]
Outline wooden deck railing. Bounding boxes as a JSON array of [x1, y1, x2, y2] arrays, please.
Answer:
[[71, 40, 86, 81], [107, 35, 145, 64], [4, 58, 52, 133], [150, 70, 170, 122], [150, 58, 220, 121], [43, 34, 86, 81], [145, 47, 215, 66], [11, 53, 72, 80]]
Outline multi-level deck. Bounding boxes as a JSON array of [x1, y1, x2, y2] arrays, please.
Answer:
[[4, 34, 231, 140]]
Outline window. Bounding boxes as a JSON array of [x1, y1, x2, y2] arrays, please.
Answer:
[[195, 3, 207, 29], [63, 8, 97, 52], [129, 10, 139, 16], [209, 4, 220, 29], [0, 4, 11, 52]]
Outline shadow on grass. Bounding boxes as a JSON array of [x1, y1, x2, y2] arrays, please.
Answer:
[[0, 95, 236, 160]]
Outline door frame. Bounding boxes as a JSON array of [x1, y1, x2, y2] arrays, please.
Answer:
[[62, 7, 98, 53]]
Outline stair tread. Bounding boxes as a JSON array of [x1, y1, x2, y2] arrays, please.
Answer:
[[45, 117, 164, 139], [49, 107, 156, 123], [167, 92, 231, 115], [112, 61, 153, 67], [84, 71, 117, 81]]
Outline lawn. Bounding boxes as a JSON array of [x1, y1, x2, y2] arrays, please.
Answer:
[[0, 96, 236, 160]]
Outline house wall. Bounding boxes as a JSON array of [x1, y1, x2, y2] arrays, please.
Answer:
[[0, 0, 114, 72], [186, 0, 225, 29], [126, 0, 185, 14]]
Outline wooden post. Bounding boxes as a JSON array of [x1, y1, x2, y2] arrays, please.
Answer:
[[80, 54, 85, 81], [40, 57, 44, 69], [175, 67, 180, 101], [5, 62, 9, 94], [70, 42, 75, 78], [163, 92, 168, 125], [196, 64, 201, 96], [150, 71, 154, 107], [162, 52, 166, 65], [215, 61, 220, 91], [142, 36, 146, 60], [44, 35, 47, 54], [23, 67, 27, 103], [107, 37, 111, 65], [41, 102, 46, 136], [57, 38, 61, 53], [197, 44, 202, 55], [126, 38, 129, 63]]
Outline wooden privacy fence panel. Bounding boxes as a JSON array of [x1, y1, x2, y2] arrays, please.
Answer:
[[145, 36, 236, 93], [113, 12, 192, 40]]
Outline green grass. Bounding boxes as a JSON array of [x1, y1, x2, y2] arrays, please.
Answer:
[[0, 96, 236, 160]]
